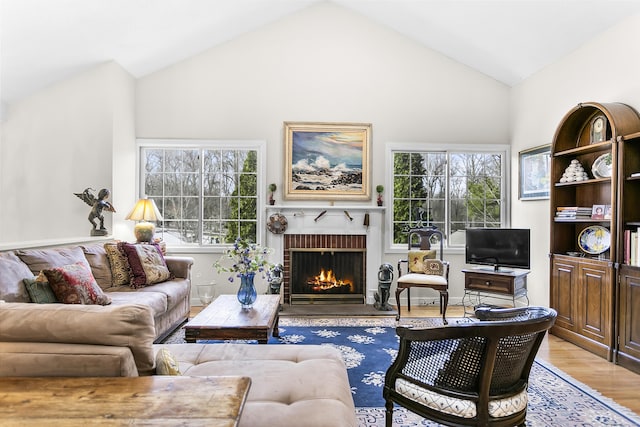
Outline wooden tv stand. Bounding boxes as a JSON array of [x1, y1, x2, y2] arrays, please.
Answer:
[[462, 268, 529, 315]]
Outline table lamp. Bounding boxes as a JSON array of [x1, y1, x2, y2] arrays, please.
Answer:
[[125, 198, 163, 243]]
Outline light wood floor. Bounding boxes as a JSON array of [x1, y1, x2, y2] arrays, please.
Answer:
[[190, 304, 640, 415]]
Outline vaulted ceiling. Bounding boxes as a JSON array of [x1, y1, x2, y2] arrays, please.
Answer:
[[2, 0, 640, 106]]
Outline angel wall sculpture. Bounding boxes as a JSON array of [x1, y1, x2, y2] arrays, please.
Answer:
[[74, 188, 116, 236]]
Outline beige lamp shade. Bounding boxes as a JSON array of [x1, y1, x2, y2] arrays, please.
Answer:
[[125, 198, 163, 243]]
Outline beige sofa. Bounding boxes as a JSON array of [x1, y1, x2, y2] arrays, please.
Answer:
[[0, 242, 193, 342], [0, 242, 357, 426], [0, 303, 357, 427]]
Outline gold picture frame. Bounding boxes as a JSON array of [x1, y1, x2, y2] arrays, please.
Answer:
[[283, 122, 371, 201]]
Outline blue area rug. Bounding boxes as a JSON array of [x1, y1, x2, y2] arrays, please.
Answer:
[[166, 317, 640, 426]]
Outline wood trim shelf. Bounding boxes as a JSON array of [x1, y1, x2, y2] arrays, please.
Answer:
[[620, 130, 640, 140], [554, 140, 612, 157], [554, 218, 611, 223], [554, 177, 611, 187]]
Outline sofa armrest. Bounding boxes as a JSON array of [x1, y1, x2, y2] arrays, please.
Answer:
[[0, 303, 156, 375], [0, 342, 139, 377], [164, 256, 194, 279]]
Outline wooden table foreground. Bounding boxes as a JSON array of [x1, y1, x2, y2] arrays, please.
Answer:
[[0, 376, 251, 426]]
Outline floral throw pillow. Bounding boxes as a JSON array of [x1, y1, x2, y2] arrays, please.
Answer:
[[424, 259, 444, 276], [43, 262, 112, 305], [408, 250, 436, 273], [118, 242, 172, 289]]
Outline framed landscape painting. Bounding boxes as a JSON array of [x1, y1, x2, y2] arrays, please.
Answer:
[[283, 122, 371, 201], [519, 144, 551, 200]]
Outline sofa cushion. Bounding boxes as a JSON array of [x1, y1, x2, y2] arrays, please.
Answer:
[[16, 246, 89, 275], [81, 243, 113, 290], [104, 242, 130, 286], [118, 243, 172, 288], [106, 290, 168, 317], [162, 343, 357, 427], [43, 262, 112, 305], [0, 252, 33, 302], [23, 276, 58, 303], [135, 279, 190, 310]]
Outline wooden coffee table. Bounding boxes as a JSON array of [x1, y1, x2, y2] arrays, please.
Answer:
[[184, 294, 281, 344], [0, 376, 250, 426]]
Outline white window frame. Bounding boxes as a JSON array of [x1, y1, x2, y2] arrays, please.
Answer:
[[385, 142, 511, 253], [135, 139, 267, 253]]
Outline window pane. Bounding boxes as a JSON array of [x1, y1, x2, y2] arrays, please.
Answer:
[[141, 145, 260, 246], [392, 148, 505, 248]]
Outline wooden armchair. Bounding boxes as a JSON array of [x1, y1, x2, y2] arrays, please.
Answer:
[[383, 306, 557, 427], [396, 227, 449, 322]]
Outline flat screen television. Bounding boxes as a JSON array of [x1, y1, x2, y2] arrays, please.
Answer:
[[465, 228, 531, 271]]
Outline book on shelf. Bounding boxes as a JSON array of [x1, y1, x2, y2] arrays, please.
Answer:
[[630, 172, 640, 178], [555, 206, 592, 219], [625, 228, 640, 267]]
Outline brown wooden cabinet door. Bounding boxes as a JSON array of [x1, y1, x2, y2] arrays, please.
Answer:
[[550, 256, 578, 332], [576, 259, 613, 347], [618, 265, 640, 371]]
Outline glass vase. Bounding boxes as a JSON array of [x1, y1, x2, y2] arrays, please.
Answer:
[[237, 272, 257, 309], [197, 281, 216, 306]]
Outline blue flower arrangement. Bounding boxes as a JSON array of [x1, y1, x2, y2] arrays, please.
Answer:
[[214, 238, 274, 282]]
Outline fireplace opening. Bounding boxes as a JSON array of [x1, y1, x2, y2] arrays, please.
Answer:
[[289, 249, 365, 304]]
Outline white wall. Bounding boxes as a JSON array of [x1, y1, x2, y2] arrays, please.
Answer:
[[510, 14, 640, 306], [0, 62, 135, 245], [135, 2, 510, 301]]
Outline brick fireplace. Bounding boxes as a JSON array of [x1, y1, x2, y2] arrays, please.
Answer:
[[284, 234, 366, 304]]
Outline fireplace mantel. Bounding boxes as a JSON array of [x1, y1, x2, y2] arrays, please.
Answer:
[[265, 205, 385, 304]]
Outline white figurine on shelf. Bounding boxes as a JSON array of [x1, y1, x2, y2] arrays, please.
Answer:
[[559, 159, 589, 183]]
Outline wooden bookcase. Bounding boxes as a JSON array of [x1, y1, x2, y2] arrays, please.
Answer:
[[549, 102, 640, 364], [616, 129, 640, 373]]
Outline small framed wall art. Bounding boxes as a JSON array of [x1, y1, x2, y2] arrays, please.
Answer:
[[283, 122, 371, 201], [519, 144, 551, 200]]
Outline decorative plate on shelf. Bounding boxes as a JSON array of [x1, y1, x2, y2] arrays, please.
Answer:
[[578, 225, 610, 255], [267, 213, 288, 234], [591, 153, 612, 178]]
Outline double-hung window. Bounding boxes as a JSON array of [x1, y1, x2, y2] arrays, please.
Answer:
[[137, 139, 265, 247], [388, 143, 509, 249]]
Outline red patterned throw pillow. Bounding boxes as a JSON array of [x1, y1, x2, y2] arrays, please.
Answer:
[[43, 262, 112, 305], [118, 242, 172, 289]]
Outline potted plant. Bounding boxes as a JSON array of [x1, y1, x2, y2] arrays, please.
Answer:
[[376, 184, 384, 206], [268, 183, 277, 205], [214, 238, 274, 308]]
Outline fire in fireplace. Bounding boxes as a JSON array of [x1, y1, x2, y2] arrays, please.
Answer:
[[307, 268, 353, 293], [289, 249, 365, 304]]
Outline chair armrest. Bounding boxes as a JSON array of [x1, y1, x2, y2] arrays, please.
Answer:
[[397, 259, 408, 276], [442, 260, 450, 280], [0, 302, 156, 375], [474, 306, 549, 321]]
